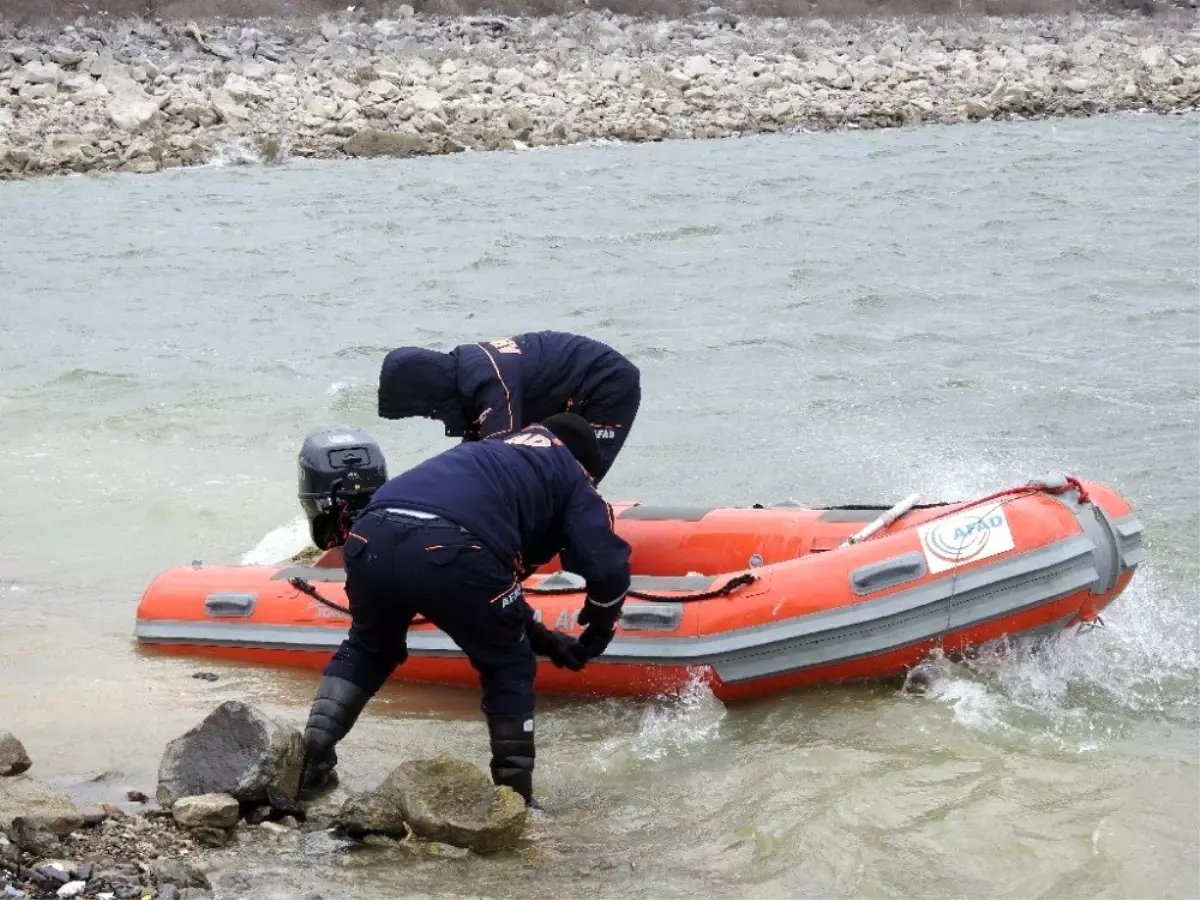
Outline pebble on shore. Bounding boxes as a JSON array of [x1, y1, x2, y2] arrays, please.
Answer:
[[0, 7, 1197, 179]]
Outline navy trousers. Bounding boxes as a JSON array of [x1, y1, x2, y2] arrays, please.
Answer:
[[323, 508, 536, 717]]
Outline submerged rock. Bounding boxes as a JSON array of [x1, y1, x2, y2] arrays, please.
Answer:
[[156, 701, 303, 808], [0, 732, 32, 776], [0, 776, 85, 836], [338, 756, 527, 853]]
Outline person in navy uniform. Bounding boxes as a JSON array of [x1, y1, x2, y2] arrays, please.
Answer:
[[377, 330, 641, 484], [297, 413, 632, 807]]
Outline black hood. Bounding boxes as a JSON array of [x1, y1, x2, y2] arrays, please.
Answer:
[[377, 347, 468, 436], [541, 412, 602, 479]]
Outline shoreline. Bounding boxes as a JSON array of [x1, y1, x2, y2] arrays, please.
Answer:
[[1, 8, 1197, 180]]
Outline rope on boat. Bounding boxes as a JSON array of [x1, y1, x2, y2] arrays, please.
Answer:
[[524, 571, 758, 600], [287, 571, 759, 620]]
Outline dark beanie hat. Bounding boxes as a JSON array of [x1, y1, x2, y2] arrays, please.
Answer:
[[541, 413, 602, 478]]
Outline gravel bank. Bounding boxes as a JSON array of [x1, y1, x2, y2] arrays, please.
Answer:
[[1, 10, 1197, 177]]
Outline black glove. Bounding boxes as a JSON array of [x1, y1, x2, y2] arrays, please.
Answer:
[[578, 622, 615, 659], [577, 594, 625, 660], [526, 620, 588, 671]]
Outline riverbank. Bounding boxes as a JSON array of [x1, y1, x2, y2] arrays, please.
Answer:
[[2, 704, 533, 899], [0, 7, 1196, 179]]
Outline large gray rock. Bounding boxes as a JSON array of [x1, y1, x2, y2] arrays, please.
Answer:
[[378, 756, 526, 853], [343, 128, 432, 157], [150, 858, 211, 890], [172, 793, 239, 829], [156, 701, 303, 808], [0, 731, 31, 776], [334, 788, 410, 839], [108, 95, 160, 133], [0, 776, 85, 836], [23, 60, 61, 85]]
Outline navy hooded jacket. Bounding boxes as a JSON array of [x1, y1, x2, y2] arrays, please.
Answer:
[[377, 331, 640, 482], [360, 424, 632, 605]]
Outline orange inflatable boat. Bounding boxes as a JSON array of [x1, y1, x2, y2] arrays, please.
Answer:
[[133, 429, 1143, 701]]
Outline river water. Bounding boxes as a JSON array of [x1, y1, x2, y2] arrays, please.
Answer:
[[1, 114, 1197, 899]]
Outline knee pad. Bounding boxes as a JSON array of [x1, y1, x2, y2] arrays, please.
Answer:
[[304, 675, 373, 749]]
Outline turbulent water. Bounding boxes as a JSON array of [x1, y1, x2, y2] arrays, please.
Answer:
[[0, 114, 1197, 899]]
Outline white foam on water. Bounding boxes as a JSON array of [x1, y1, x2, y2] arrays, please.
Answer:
[[203, 138, 265, 169], [240, 516, 310, 565], [911, 564, 1198, 748], [927, 675, 1013, 733], [593, 670, 727, 765]]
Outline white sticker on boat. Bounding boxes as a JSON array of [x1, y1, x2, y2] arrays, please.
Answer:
[[917, 503, 1016, 574]]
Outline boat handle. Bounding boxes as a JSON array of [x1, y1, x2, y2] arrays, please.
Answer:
[[850, 553, 927, 596], [204, 592, 258, 618], [620, 603, 683, 631]]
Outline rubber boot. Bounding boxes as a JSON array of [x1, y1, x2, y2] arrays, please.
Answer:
[[486, 714, 536, 806], [297, 675, 372, 801]]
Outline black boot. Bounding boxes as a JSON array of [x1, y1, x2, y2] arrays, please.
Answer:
[[486, 714, 536, 806], [298, 675, 372, 801]]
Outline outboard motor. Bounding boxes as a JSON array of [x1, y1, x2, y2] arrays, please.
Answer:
[[298, 426, 389, 550]]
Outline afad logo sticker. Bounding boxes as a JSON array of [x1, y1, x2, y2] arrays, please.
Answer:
[[917, 503, 1016, 575]]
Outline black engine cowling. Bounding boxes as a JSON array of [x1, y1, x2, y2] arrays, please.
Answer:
[[298, 425, 388, 550]]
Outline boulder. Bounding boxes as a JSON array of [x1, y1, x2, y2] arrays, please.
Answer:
[[810, 60, 839, 84], [172, 793, 239, 829], [410, 89, 443, 112], [495, 68, 525, 88], [156, 701, 303, 808], [209, 89, 250, 122], [1139, 46, 1168, 68], [18, 83, 57, 102], [108, 95, 160, 133], [366, 79, 399, 100], [683, 55, 716, 79], [0, 731, 31, 776], [23, 60, 61, 85], [48, 48, 83, 68], [42, 134, 94, 164], [149, 858, 211, 890], [380, 756, 526, 853], [333, 790, 409, 839], [0, 776, 85, 836], [6, 816, 64, 856], [343, 128, 432, 157], [306, 96, 339, 119], [223, 74, 268, 103]]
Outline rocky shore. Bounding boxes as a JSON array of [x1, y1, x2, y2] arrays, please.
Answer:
[[2, 704, 530, 899], [0, 6, 1197, 179]]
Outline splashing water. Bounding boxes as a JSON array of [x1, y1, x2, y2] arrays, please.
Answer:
[[203, 138, 268, 169], [593, 670, 727, 765], [240, 516, 310, 565], [905, 560, 1199, 749]]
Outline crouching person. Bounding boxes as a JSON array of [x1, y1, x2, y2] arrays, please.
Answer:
[[297, 412, 631, 806]]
